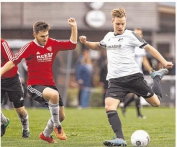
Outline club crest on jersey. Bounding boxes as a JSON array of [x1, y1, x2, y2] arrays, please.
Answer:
[[47, 46, 52, 52], [118, 38, 123, 42]]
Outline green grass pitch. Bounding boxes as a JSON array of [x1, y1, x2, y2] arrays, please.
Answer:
[[1, 106, 175, 147]]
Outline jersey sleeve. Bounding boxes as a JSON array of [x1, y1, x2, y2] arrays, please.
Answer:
[[1, 39, 13, 61], [52, 38, 77, 51], [99, 32, 110, 49], [135, 47, 146, 56], [131, 31, 148, 49], [12, 43, 31, 65]]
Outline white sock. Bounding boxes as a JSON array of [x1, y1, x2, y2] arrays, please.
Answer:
[[1, 113, 8, 124], [43, 117, 53, 137], [48, 102, 60, 127], [18, 113, 29, 130]]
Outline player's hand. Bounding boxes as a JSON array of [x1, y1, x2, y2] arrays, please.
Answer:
[[79, 36, 87, 44], [68, 18, 77, 27], [164, 61, 174, 68]]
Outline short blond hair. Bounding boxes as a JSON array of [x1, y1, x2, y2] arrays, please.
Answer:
[[111, 7, 126, 18]]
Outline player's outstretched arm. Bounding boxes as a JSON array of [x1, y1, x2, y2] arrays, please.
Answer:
[[68, 18, 77, 43], [145, 44, 173, 69], [79, 36, 102, 51], [1, 60, 15, 77]]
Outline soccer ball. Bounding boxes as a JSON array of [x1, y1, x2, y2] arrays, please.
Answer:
[[131, 130, 150, 147]]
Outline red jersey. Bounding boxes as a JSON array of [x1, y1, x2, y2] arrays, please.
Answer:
[[1, 38, 18, 79], [12, 38, 76, 86]]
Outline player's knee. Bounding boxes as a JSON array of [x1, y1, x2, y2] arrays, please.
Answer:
[[13, 101, 24, 108], [148, 99, 160, 107], [50, 91, 59, 102], [151, 101, 160, 107], [105, 104, 114, 111]]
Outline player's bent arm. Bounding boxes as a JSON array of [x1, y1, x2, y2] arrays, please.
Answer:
[[145, 44, 168, 67], [68, 18, 78, 43], [1, 60, 15, 76], [70, 25, 77, 43]]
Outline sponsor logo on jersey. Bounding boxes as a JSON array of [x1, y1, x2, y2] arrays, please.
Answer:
[[36, 53, 53, 62], [107, 44, 122, 49], [36, 52, 40, 55]]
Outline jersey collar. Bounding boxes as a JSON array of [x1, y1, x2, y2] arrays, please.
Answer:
[[33, 39, 45, 48]]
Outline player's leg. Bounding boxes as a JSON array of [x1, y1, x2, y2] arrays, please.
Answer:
[[59, 106, 66, 122], [145, 94, 160, 106], [4, 74, 30, 138], [105, 97, 124, 139], [1, 87, 10, 137], [151, 68, 168, 100], [145, 68, 168, 106], [27, 85, 67, 142], [1, 113, 10, 137], [39, 117, 57, 143], [124, 93, 135, 108], [42, 87, 60, 124], [120, 93, 134, 116], [134, 95, 146, 119], [8, 90, 30, 138], [129, 72, 163, 107], [1, 111, 10, 137], [42, 87, 67, 140], [103, 79, 127, 146], [40, 106, 66, 143], [15, 106, 30, 138], [103, 97, 127, 146]]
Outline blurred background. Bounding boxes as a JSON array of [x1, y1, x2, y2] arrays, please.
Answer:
[[1, 2, 176, 108]]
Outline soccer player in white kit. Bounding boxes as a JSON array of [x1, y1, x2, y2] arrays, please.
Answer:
[[79, 7, 173, 146]]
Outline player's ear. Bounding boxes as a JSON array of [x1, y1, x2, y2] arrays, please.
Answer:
[[33, 32, 37, 38], [111, 18, 114, 24]]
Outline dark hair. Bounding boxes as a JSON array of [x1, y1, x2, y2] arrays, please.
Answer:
[[33, 21, 50, 34]]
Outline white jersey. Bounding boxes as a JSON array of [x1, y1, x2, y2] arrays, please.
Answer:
[[135, 47, 146, 72], [99, 29, 147, 80]]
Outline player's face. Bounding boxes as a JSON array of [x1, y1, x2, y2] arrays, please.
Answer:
[[34, 31, 49, 46], [112, 17, 126, 35]]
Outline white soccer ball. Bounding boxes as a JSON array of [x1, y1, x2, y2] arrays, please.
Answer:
[[131, 130, 150, 147]]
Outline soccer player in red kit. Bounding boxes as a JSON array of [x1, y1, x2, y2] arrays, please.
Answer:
[[1, 18, 77, 143], [1, 38, 30, 138]]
